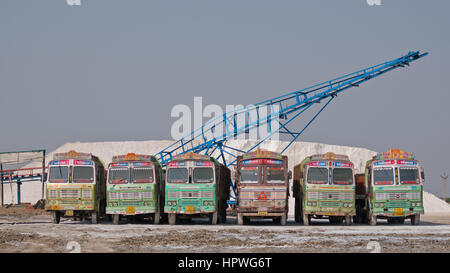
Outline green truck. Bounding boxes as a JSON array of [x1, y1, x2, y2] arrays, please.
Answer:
[[45, 150, 106, 224], [293, 152, 355, 225], [164, 152, 230, 225], [235, 149, 290, 225], [355, 149, 424, 225], [106, 153, 165, 224]]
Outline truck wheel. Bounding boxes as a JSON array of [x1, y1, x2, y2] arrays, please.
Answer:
[[168, 214, 176, 225], [209, 211, 218, 225], [345, 215, 352, 226], [237, 213, 244, 225], [411, 214, 420, 225], [369, 214, 377, 226], [91, 212, 98, 224], [112, 214, 120, 225], [52, 211, 61, 224], [153, 212, 160, 225], [303, 213, 310, 226], [280, 213, 287, 226], [294, 198, 300, 223]]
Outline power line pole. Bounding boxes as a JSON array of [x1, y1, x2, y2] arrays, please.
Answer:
[[441, 173, 448, 202]]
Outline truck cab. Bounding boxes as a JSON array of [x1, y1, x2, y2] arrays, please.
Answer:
[[106, 153, 165, 224], [45, 150, 106, 224], [293, 152, 355, 225], [235, 149, 290, 225], [164, 152, 230, 225], [355, 149, 424, 225]]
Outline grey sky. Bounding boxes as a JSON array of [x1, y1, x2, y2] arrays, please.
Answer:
[[0, 0, 449, 196]]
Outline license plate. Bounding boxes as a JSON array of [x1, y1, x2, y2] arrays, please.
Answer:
[[126, 206, 135, 215], [65, 210, 74, 216], [186, 206, 194, 212], [393, 208, 404, 216], [257, 211, 268, 216]]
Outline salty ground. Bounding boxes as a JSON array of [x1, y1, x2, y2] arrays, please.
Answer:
[[0, 207, 449, 253]]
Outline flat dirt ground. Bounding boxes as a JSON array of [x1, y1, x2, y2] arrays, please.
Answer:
[[0, 207, 449, 253]]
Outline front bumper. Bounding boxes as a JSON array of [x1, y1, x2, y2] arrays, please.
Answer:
[[106, 206, 157, 215], [304, 206, 355, 216]]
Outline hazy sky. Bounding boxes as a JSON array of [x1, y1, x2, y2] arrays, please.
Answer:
[[0, 0, 449, 196]]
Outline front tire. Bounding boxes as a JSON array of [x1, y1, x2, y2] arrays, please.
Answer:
[[209, 211, 218, 225], [52, 211, 61, 224], [112, 214, 120, 225], [168, 213, 176, 225], [303, 213, 310, 226], [153, 212, 160, 225], [411, 214, 420, 225], [280, 213, 287, 226], [91, 211, 98, 224], [237, 213, 244, 225], [369, 213, 377, 226], [345, 215, 352, 226]]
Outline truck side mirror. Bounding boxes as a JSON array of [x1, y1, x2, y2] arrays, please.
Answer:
[[288, 170, 292, 180], [43, 173, 48, 182], [421, 171, 425, 183]]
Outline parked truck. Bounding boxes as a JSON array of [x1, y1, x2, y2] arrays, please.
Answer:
[[106, 153, 165, 224], [235, 149, 290, 225], [293, 152, 355, 225], [164, 152, 230, 225], [45, 150, 106, 224], [355, 149, 424, 225]]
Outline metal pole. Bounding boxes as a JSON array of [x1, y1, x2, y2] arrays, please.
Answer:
[[41, 150, 46, 200], [17, 181, 21, 205], [441, 173, 448, 202], [0, 163, 3, 207]]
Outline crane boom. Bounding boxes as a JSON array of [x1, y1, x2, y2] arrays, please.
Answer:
[[156, 51, 428, 204], [157, 51, 427, 165]]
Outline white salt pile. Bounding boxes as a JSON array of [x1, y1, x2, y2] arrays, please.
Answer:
[[423, 191, 450, 214]]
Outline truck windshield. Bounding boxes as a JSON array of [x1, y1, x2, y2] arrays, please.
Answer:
[[73, 166, 94, 183], [266, 167, 285, 183], [193, 167, 214, 183], [240, 167, 259, 184], [399, 167, 419, 184], [332, 168, 353, 185], [307, 167, 328, 184], [373, 167, 394, 185], [49, 166, 69, 183], [109, 168, 129, 184], [167, 168, 188, 183], [132, 167, 154, 183]]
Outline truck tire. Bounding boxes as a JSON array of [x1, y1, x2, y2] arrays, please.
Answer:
[[168, 214, 176, 225], [303, 213, 310, 226], [369, 213, 377, 226], [219, 200, 227, 223], [345, 215, 352, 226], [153, 211, 160, 225], [209, 211, 218, 225], [52, 211, 61, 224], [294, 198, 301, 223], [237, 213, 244, 225], [411, 214, 420, 225], [280, 213, 287, 226], [112, 214, 120, 225], [91, 211, 98, 224]]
